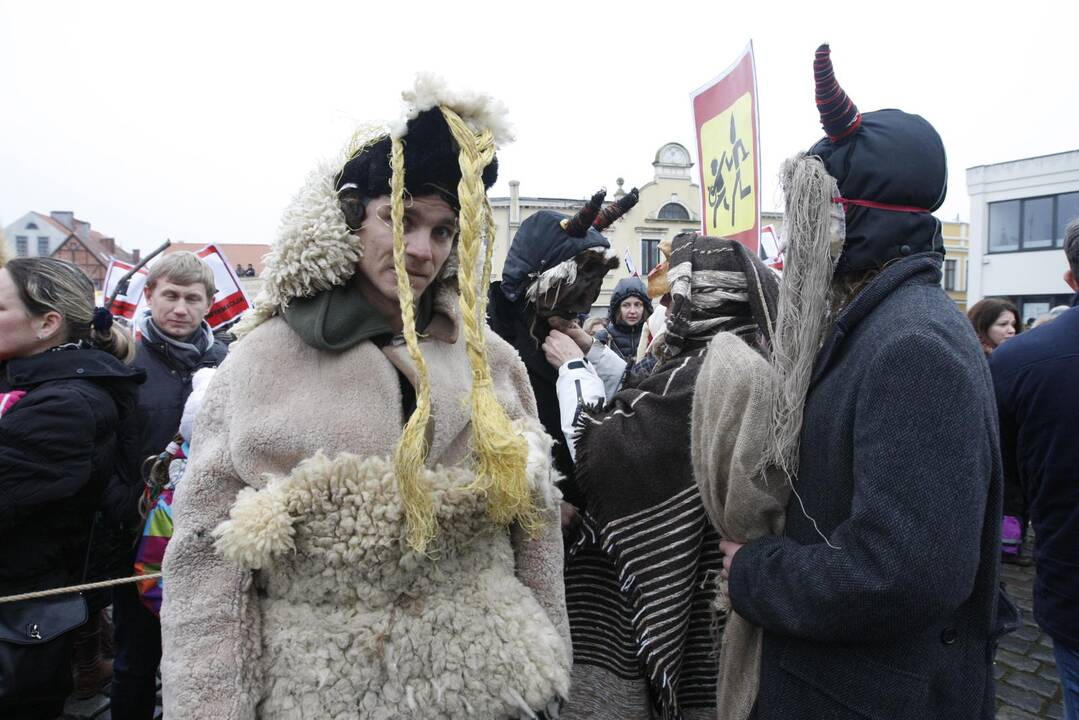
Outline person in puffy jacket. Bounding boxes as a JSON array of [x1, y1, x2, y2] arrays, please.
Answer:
[[0, 257, 143, 719], [594, 276, 652, 360]]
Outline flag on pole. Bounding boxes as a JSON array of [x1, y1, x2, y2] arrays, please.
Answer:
[[196, 244, 251, 328], [103, 260, 149, 320], [691, 41, 761, 254]]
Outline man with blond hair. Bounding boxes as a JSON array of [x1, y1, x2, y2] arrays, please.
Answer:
[[106, 250, 227, 720]]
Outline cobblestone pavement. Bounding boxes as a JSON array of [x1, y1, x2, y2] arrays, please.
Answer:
[[61, 555, 1065, 719], [996, 554, 1066, 720]]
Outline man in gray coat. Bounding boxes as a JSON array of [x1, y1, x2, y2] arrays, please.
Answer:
[[719, 45, 1003, 719]]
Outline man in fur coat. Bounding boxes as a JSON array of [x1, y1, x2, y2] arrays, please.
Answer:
[[160, 77, 571, 720], [717, 45, 1005, 719]]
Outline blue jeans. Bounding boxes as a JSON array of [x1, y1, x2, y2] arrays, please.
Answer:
[[1055, 639, 1079, 720]]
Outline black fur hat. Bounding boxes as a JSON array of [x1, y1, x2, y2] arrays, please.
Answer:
[[334, 107, 498, 225]]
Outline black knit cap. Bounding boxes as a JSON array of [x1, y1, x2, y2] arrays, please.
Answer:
[[334, 107, 498, 213], [809, 45, 948, 277]]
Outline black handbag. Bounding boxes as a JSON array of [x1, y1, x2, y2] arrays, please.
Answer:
[[0, 592, 88, 708], [0, 592, 88, 646], [0, 517, 94, 709]]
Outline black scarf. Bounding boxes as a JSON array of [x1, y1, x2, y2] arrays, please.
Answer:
[[662, 233, 779, 360], [138, 312, 213, 372]]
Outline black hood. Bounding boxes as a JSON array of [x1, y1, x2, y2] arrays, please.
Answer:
[[809, 109, 947, 277], [499, 210, 611, 303], [607, 276, 653, 325]]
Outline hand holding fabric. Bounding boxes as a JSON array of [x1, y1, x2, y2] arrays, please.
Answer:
[[542, 329, 585, 368]]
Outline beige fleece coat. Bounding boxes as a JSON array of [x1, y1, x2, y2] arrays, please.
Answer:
[[691, 333, 787, 720], [160, 291, 571, 720]]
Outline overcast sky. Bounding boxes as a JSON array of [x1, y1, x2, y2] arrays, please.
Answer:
[[3, 0, 1077, 255]]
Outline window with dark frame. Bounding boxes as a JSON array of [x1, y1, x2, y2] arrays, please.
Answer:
[[989, 191, 1079, 253], [642, 238, 661, 273], [37, 237, 50, 256], [15, 236, 28, 256], [657, 202, 690, 221], [944, 259, 957, 291]]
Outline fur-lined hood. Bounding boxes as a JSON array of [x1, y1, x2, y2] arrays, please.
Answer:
[[236, 75, 512, 338]]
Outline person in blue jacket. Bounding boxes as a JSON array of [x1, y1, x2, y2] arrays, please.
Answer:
[[990, 219, 1079, 720]]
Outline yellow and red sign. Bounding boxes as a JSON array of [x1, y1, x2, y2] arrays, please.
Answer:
[[691, 42, 760, 253]]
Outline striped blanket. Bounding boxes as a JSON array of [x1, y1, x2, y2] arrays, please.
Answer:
[[564, 350, 723, 720]]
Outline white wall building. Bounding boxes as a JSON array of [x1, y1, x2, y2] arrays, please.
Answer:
[[3, 211, 73, 258], [967, 150, 1079, 321]]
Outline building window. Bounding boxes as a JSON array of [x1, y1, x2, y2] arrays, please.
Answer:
[[658, 202, 690, 221], [26, 222, 38, 230], [990, 192, 1079, 253], [1057, 192, 1079, 247], [37, 237, 50, 256], [989, 200, 1020, 252], [15, 236, 28, 256], [944, 259, 957, 291], [642, 238, 661, 272]]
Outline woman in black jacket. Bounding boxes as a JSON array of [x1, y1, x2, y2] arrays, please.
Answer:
[[594, 276, 653, 360], [0, 257, 143, 719]]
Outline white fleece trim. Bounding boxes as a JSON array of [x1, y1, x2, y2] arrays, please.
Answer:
[[524, 247, 618, 303], [516, 419, 563, 507], [391, 72, 514, 145], [179, 367, 216, 444], [212, 483, 296, 570], [211, 450, 571, 718], [256, 159, 364, 314]]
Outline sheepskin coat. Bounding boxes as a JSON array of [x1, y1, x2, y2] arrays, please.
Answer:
[[160, 293, 572, 719]]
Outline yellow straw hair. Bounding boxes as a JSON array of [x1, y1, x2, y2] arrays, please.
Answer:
[[440, 107, 543, 536], [390, 136, 438, 552]]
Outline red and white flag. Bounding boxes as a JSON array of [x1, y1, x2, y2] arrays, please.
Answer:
[[103, 260, 150, 320], [195, 244, 251, 329], [104, 245, 252, 330]]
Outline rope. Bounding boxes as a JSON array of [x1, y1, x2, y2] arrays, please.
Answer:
[[0, 573, 162, 605], [438, 108, 542, 536], [390, 135, 437, 553]]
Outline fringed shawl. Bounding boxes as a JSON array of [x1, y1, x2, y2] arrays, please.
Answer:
[[564, 352, 722, 720]]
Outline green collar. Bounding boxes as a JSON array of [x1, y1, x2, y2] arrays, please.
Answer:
[[282, 276, 435, 352]]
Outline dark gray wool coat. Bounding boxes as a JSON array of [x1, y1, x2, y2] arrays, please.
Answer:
[[730, 254, 1003, 720]]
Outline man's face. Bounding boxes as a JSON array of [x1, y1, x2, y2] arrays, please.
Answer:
[[619, 297, 645, 327], [145, 279, 211, 339], [355, 194, 457, 310]]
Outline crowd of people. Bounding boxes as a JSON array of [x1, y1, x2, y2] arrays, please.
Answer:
[[1, 45, 1077, 720]]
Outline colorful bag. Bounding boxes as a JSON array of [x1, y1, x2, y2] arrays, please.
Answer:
[[133, 443, 186, 616]]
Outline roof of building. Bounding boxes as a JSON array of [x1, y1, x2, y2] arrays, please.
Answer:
[[30, 211, 135, 264], [966, 148, 1079, 171]]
